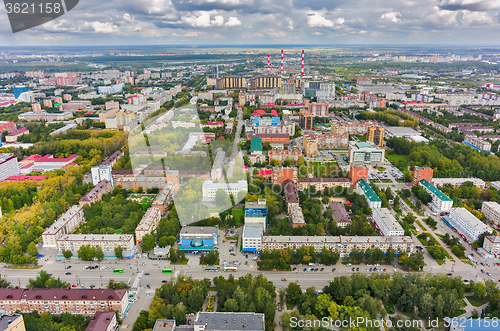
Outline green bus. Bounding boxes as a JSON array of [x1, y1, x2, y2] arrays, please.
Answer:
[[162, 268, 173, 273], [113, 268, 124, 273], [205, 266, 219, 271]]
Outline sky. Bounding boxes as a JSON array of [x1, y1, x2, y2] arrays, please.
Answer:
[[1, 0, 500, 46]]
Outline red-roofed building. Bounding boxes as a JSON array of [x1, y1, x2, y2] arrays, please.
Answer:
[[32, 154, 78, 173], [5, 127, 29, 143], [86, 312, 117, 331], [19, 154, 41, 167], [257, 169, 272, 177], [3, 175, 46, 182], [0, 122, 16, 134]]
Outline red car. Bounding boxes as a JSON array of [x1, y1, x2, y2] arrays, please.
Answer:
[[71, 284, 77, 287]]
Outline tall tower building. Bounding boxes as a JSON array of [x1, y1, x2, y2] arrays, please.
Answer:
[[366, 126, 385, 147], [299, 109, 314, 130]]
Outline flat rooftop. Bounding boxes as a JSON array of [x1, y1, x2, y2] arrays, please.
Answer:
[[180, 226, 218, 235], [385, 126, 421, 136], [194, 312, 265, 331]]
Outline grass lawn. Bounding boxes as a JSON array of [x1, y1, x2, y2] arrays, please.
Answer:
[[232, 208, 244, 222], [415, 220, 427, 232], [466, 295, 488, 307], [377, 167, 386, 171], [356, 135, 367, 142], [385, 153, 409, 165]]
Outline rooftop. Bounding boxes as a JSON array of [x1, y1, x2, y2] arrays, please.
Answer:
[[385, 126, 421, 136], [0, 314, 22, 330], [373, 208, 404, 232], [57, 234, 133, 242], [298, 178, 350, 183], [180, 226, 218, 235], [329, 201, 351, 224], [262, 235, 413, 245], [0, 288, 126, 301], [85, 312, 115, 331], [243, 224, 264, 238], [194, 312, 265, 331], [356, 179, 382, 202], [419, 179, 452, 202]]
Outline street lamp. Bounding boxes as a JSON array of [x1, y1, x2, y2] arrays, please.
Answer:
[[100, 275, 103, 287]]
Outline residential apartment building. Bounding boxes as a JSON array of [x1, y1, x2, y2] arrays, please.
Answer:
[[216, 77, 246, 89], [150, 182, 175, 215], [348, 142, 385, 166], [289, 205, 306, 228], [316, 133, 349, 149], [246, 133, 290, 144], [303, 132, 318, 157], [356, 179, 382, 209], [0, 154, 19, 181], [366, 126, 385, 147], [464, 134, 492, 151], [193, 312, 265, 331], [272, 167, 297, 186], [114, 176, 178, 192], [42, 205, 84, 247], [0, 314, 25, 331], [483, 236, 500, 255], [329, 201, 351, 228], [418, 179, 453, 212], [447, 207, 492, 243], [85, 312, 117, 331], [56, 234, 135, 253], [373, 208, 404, 236], [135, 208, 161, 244], [481, 201, 500, 225], [268, 148, 302, 164], [349, 165, 368, 189], [299, 109, 314, 130], [432, 178, 485, 188], [211, 148, 225, 181], [308, 103, 329, 117], [262, 235, 414, 256], [201, 180, 248, 201], [90, 165, 113, 187], [250, 76, 281, 89], [412, 166, 433, 186], [242, 224, 263, 253], [297, 178, 350, 191], [0, 288, 128, 318], [283, 179, 299, 210], [79, 180, 112, 206]]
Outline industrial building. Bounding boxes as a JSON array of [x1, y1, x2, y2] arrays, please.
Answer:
[[384, 126, 421, 138]]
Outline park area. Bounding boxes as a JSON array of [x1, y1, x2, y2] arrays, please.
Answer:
[[128, 194, 156, 208]]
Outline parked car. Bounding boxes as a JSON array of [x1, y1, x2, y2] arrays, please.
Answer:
[[65, 272, 71, 275], [71, 284, 77, 287], [147, 284, 151, 289], [145, 272, 150, 275], [332, 268, 336, 272], [66, 266, 71, 269]]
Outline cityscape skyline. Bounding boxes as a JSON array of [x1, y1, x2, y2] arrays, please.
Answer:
[[1, 0, 500, 46]]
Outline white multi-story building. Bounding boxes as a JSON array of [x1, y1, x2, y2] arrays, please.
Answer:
[[432, 177, 485, 188], [373, 208, 404, 236], [42, 205, 84, 247], [464, 134, 492, 151], [481, 201, 500, 225], [483, 236, 500, 255], [0, 153, 19, 181], [56, 234, 134, 253], [135, 208, 161, 244], [211, 148, 225, 181], [91, 164, 113, 187], [418, 179, 453, 212], [356, 179, 382, 209], [447, 208, 492, 243], [242, 224, 263, 253], [202, 180, 248, 201], [348, 141, 385, 166]]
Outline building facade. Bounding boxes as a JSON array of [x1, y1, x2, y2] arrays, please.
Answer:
[[242, 224, 263, 253], [447, 207, 491, 243], [0, 154, 19, 181], [483, 236, 500, 255], [79, 180, 112, 206], [245, 200, 268, 228], [372, 208, 404, 236], [329, 201, 351, 228], [135, 208, 161, 244], [202, 180, 248, 201], [56, 234, 135, 253], [418, 179, 453, 212], [297, 178, 350, 191], [348, 142, 385, 166], [366, 126, 385, 147], [272, 167, 297, 186], [42, 205, 85, 247]]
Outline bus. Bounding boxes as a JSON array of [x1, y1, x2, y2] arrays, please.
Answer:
[[205, 266, 219, 272], [113, 268, 124, 273], [162, 268, 173, 273], [224, 266, 237, 272]]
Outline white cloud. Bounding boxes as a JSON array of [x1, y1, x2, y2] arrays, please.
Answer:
[[380, 12, 400, 23], [182, 12, 227, 27], [212, 15, 225, 26], [86, 22, 120, 33], [307, 13, 335, 27], [225, 16, 242, 26]]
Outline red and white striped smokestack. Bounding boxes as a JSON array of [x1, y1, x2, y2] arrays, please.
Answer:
[[280, 50, 284, 73], [267, 54, 270, 73], [301, 50, 304, 77]]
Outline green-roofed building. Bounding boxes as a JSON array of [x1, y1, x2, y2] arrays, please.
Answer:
[[418, 179, 453, 212], [251, 137, 262, 154], [355, 178, 382, 209]]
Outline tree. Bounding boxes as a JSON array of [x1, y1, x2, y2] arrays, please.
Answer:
[[141, 234, 156, 252], [204, 249, 219, 265], [94, 246, 104, 261], [286, 282, 302, 305], [0, 276, 11, 288], [114, 246, 123, 259], [28, 271, 70, 289], [200, 252, 205, 264], [62, 250, 73, 259], [416, 200, 423, 210], [78, 245, 94, 261], [27, 242, 38, 257], [169, 247, 177, 263], [385, 247, 396, 265], [107, 279, 130, 289], [215, 189, 230, 207]]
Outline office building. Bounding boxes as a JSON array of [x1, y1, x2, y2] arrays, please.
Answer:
[[211, 148, 225, 181], [0, 154, 19, 181], [250, 76, 281, 89], [356, 179, 382, 209], [446, 208, 491, 243], [303, 132, 318, 157], [262, 235, 414, 256], [180, 226, 218, 246], [0, 314, 25, 331], [242, 224, 263, 253], [202, 180, 248, 201], [216, 76, 246, 89], [299, 109, 314, 130], [90, 165, 113, 187], [329, 201, 351, 228], [366, 126, 385, 147], [42, 205, 84, 247], [272, 167, 297, 186], [483, 236, 500, 255], [193, 312, 265, 331], [349, 165, 369, 189], [297, 178, 350, 191], [348, 142, 385, 166], [0, 288, 128, 317], [373, 208, 404, 236], [85, 312, 117, 331], [481, 201, 500, 225], [135, 208, 161, 244], [12, 86, 28, 99], [412, 167, 433, 186], [56, 234, 135, 253], [418, 179, 453, 212], [245, 199, 268, 228], [79, 180, 112, 206]]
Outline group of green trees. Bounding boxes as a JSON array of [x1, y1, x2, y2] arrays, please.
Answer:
[[133, 276, 211, 330], [24, 311, 91, 331], [214, 274, 277, 330], [441, 233, 466, 259], [343, 247, 398, 265], [201, 249, 220, 265], [27, 271, 70, 289], [168, 247, 187, 264], [411, 185, 432, 204], [77, 244, 104, 261], [258, 246, 340, 271]]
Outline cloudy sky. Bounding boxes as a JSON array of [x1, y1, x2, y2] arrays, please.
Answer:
[[1, 0, 500, 46]]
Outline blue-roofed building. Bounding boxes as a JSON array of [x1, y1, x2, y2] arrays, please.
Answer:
[[271, 117, 281, 125], [13, 86, 28, 99], [450, 319, 498, 331], [178, 226, 218, 253], [245, 199, 268, 228], [252, 117, 260, 126]]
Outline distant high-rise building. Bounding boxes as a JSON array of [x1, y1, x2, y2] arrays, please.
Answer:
[[213, 65, 219, 79], [0, 154, 20, 181], [250, 76, 281, 89], [13, 86, 28, 99], [412, 166, 433, 186], [366, 126, 385, 147], [272, 167, 297, 186], [308, 102, 329, 117], [216, 76, 246, 89], [303, 133, 318, 157], [299, 109, 314, 130]]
